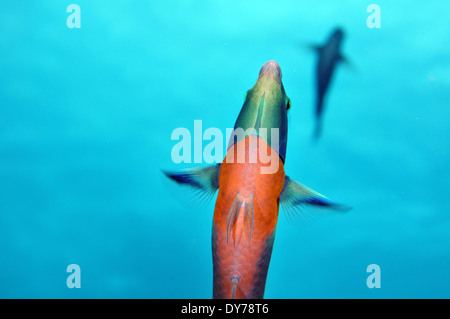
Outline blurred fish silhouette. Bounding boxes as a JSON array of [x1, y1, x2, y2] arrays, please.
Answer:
[[310, 27, 349, 140], [163, 61, 350, 299]]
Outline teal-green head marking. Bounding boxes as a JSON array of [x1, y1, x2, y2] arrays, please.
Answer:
[[230, 60, 290, 163]]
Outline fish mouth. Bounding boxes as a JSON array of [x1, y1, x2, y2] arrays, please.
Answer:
[[258, 60, 281, 82]]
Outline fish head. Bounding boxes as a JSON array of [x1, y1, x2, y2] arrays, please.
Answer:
[[230, 60, 290, 163], [258, 60, 282, 83], [331, 27, 345, 43]]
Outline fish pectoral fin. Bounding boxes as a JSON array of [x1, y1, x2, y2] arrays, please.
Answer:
[[338, 53, 356, 71], [162, 164, 220, 201], [280, 176, 352, 222], [301, 42, 323, 54]]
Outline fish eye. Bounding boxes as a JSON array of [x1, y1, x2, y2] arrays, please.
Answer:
[[286, 99, 291, 110]]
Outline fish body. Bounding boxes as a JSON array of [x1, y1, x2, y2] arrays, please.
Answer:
[[164, 60, 350, 299], [314, 28, 346, 139], [213, 60, 288, 298], [212, 135, 284, 298]]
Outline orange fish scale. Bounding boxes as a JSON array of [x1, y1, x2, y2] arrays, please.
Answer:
[[212, 135, 285, 299]]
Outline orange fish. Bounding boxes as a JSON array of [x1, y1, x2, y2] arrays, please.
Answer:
[[164, 60, 349, 299]]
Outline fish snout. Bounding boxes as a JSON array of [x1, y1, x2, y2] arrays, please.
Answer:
[[259, 60, 282, 82], [333, 28, 344, 41]]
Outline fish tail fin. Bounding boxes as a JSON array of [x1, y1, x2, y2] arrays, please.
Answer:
[[313, 118, 322, 142], [312, 95, 324, 141]]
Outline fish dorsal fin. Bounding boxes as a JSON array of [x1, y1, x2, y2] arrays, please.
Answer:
[[226, 193, 254, 247], [254, 91, 265, 131], [226, 192, 243, 246], [243, 194, 254, 246], [230, 276, 240, 299]]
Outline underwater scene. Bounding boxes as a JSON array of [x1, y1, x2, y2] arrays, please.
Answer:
[[0, 1, 449, 299]]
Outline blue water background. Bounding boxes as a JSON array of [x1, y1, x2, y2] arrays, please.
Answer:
[[0, 1, 449, 298]]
